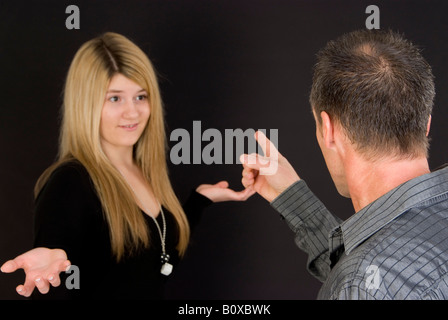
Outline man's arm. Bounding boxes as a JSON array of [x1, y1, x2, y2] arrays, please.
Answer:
[[240, 131, 341, 282], [270, 179, 342, 282]]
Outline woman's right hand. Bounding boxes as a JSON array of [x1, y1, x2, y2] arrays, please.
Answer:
[[1, 247, 70, 297]]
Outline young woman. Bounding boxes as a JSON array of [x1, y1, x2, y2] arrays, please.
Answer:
[[1, 32, 254, 299]]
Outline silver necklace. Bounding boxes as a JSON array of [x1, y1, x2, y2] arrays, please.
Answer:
[[118, 170, 173, 276]]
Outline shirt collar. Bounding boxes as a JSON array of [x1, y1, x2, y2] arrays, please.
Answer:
[[336, 165, 448, 255]]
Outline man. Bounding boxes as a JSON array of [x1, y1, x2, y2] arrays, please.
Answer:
[[241, 29, 448, 299]]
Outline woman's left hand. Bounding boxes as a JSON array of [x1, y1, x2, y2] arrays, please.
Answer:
[[196, 181, 255, 202]]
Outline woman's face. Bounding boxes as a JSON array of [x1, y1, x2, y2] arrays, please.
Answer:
[[100, 73, 150, 154]]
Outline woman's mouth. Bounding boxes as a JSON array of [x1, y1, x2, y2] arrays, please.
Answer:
[[119, 123, 138, 131]]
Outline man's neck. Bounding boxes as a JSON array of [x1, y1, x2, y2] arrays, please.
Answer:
[[346, 154, 430, 212]]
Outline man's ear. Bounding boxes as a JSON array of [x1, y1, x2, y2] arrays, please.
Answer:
[[320, 111, 336, 149], [426, 115, 432, 137]]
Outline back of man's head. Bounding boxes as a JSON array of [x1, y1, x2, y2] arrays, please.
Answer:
[[310, 29, 435, 160]]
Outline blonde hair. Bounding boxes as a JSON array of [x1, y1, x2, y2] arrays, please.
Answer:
[[35, 32, 190, 261]]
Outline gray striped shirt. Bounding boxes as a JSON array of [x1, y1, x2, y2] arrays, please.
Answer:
[[271, 165, 448, 299]]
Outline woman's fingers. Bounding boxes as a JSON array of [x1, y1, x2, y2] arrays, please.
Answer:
[[57, 259, 71, 274], [18, 275, 37, 297], [16, 284, 27, 297], [47, 259, 71, 288], [47, 273, 61, 287], [238, 187, 256, 201], [0, 260, 19, 273], [15, 259, 71, 297], [34, 277, 50, 294]]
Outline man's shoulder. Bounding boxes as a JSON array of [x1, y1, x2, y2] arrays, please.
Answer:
[[341, 208, 448, 299]]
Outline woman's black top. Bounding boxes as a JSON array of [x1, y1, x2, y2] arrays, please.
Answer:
[[32, 160, 212, 300]]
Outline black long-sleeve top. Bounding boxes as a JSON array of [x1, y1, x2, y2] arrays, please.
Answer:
[[32, 160, 212, 300]]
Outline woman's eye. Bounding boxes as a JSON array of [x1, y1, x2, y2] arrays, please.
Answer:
[[136, 95, 148, 101], [109, 96, 119, 102]]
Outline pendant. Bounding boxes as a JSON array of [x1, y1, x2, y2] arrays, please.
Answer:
[[161, 262, 173, 276], [161, 253, 172, 275]]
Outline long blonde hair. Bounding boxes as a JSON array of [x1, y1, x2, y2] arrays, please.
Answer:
[[35, 32, 190, 261]]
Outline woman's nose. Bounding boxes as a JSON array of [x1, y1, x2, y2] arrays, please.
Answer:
[[123, 100, 139, 118]]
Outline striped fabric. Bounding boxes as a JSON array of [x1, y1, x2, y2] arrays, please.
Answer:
[[271, 166, 448, 300]]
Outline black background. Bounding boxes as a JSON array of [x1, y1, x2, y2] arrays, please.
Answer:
[[1, 0, 447, 300]]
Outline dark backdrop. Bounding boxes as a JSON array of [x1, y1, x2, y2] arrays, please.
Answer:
[[1, 0, 447, 300]]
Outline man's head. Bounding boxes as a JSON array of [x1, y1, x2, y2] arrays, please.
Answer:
[[310, 29, 435, 196]]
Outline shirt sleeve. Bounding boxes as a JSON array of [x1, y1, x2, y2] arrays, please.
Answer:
[[33, 163, 97, 257], [32, 163, 99, 300], [270, 179, 343, 282]]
